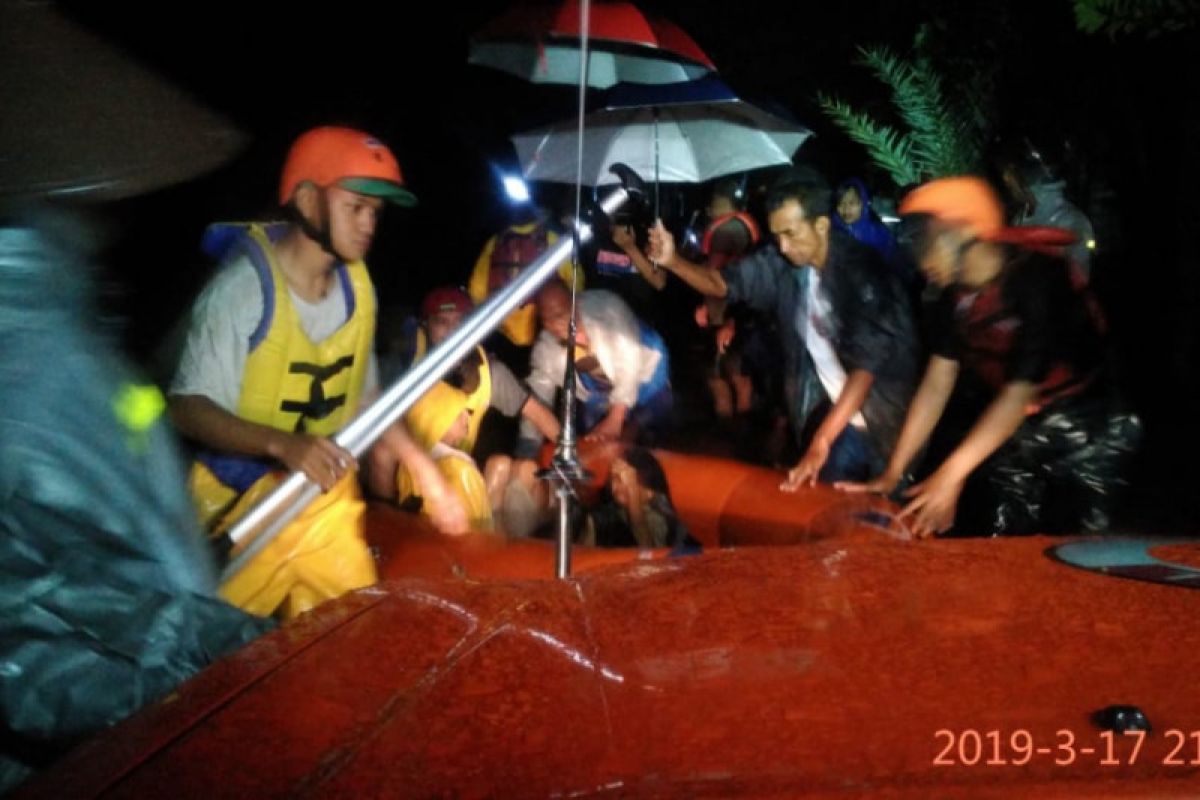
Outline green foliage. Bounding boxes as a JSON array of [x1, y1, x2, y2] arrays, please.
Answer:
[[817, 45, 988, 188], [1073, 0, 1200, 37], [816, 94, 922, 187]]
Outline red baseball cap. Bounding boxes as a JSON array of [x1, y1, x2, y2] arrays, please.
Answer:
[[421, 286, 473, 319], [278, 126, 416, 207]]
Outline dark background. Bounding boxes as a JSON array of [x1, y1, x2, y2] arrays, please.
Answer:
[[55, 0, 1200, 533]]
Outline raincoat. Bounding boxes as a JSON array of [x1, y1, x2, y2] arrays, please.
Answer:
[[525, 290, 673, 439], [178, 223, 378, 619], [832, 178, 900, 268], [398, 382, 492, 528], [0, 213, 269, 793]]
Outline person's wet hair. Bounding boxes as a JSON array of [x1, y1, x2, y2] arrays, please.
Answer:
[[711, 176, 745, 209], [620, 446, 671, 497], [765, 170, 832, 220]]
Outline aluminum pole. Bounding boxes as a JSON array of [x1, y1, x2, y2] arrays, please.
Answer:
[[219, 183, 635, 583]]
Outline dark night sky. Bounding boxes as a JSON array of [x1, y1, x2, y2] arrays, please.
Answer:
[[61, 1, 1190, 308], [52, 0, 1200, 530]]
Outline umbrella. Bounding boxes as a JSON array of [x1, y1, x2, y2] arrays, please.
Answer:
[[511, 75, 812, 186], [469, 0, 715, 89]]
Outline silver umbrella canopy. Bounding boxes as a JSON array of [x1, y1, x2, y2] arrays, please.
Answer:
[[0, 0, 245, 204], [512, 75, 812, 185]]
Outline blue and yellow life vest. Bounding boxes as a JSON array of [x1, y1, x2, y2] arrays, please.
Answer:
[[194, 223, 375, 499]]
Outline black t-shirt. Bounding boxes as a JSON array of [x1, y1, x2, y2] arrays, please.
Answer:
[[932, 247, 1104, 408], [581, 235, 660, 327]]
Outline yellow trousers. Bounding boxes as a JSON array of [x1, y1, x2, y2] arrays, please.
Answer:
[[191, 465, 377, 620]]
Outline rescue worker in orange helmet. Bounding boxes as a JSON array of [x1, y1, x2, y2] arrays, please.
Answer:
[[841, 177, 1139, 539], [169, 126, 468, 620]]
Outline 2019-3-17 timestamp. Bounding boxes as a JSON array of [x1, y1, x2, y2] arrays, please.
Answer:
[[934, 728, 1200, 766]]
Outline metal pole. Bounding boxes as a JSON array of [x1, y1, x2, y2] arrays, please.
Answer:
[[543, 269, 591, 578], [220, 182, 636, 584], [551, 0, 590, 580], [555, 484, 572, 578], [653, 107, 660, 221]]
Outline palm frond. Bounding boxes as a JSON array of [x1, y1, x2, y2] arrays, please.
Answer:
[[1074, 0, 1200, 37], [817, 93, 924, 186], [817, 40, 993, 185], [857, 47, 942, 163]]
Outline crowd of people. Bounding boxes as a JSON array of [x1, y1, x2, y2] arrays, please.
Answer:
[[158, 124, 1143, 618], [2, 120, 1142, 791]]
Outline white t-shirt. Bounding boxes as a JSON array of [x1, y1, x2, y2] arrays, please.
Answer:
[[170, 255, 378, 412], [799, 268, 866, 430], [526, 290, 661, 408], [522, 290, 662, 445]]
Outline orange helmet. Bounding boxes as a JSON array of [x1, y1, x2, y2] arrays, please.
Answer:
[[278, 126, 416, 207], [899, 177, 1003, 240]]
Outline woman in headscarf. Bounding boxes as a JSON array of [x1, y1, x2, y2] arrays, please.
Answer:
[[833, 178, 901, 268]]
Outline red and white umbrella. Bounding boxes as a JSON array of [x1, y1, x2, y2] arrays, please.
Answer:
[[468, 1, 715, 89]]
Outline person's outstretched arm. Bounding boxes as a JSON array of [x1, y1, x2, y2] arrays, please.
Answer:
[[612, 224, 666, 290], [520, 395, 562, 442], [837, 355, 961, 496], [899, 380, 1034, 538], [648, 220, 728, 298], [781, 369, 874, 490], [373, 421, 469, 535]]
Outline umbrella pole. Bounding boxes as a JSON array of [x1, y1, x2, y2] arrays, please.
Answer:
[[653, 107, 660, 219]]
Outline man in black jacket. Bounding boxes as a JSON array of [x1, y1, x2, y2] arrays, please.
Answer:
[[649, 169, 921, 487]]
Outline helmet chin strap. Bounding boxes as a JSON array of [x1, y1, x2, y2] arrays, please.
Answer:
[[290, 188, 351, 263]]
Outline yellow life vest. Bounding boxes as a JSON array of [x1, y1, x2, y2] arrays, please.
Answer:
[[412, 328, 491, 452], [236, 224, 375, 436], [467, 222, 579, 346]]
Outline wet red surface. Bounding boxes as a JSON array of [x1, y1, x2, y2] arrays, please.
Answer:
[[1149, 543, 1200, 571], [655, 450, 903, 546], [366, 450, 901, 586], [367, 504, 666, 581], [17, 531, 1200, 799]]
